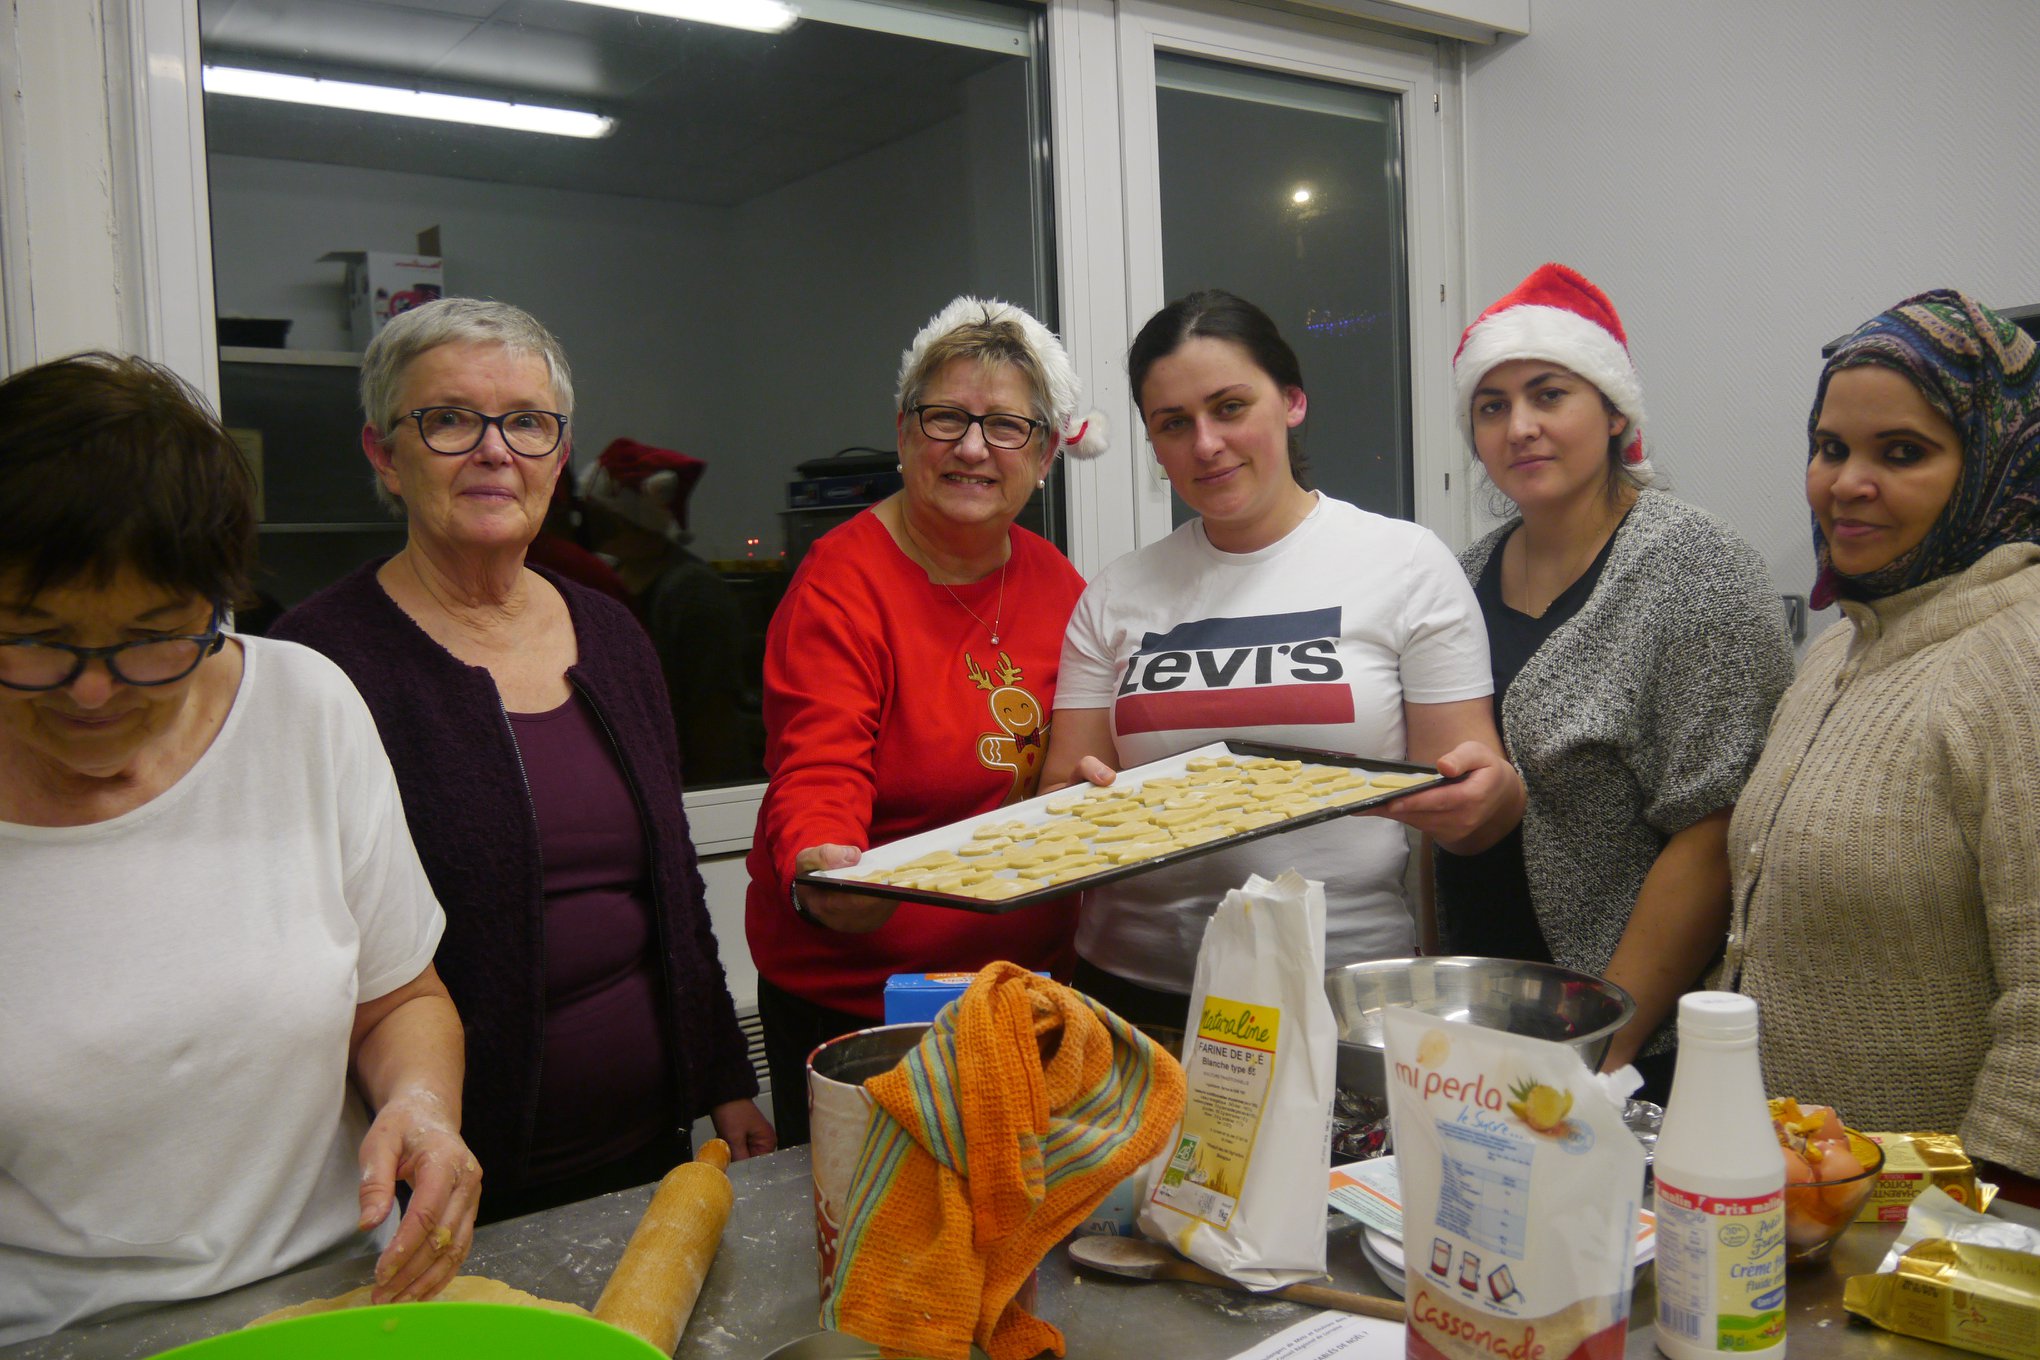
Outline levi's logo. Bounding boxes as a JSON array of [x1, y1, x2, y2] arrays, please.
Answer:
[[1114, 608, 1350, 735]]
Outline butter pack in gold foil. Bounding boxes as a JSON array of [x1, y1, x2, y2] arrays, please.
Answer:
[[1843, 1239, 2040, 1360], [1859, 1132, 1982, 1223]]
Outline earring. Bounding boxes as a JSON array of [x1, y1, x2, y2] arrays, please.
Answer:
[[896, 462, 904, 473], [1036, 478, 1045, 489]]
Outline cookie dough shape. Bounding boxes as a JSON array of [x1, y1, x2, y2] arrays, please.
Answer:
[[247, 1277, 589, 1327], [959, 876, 1041, 901]]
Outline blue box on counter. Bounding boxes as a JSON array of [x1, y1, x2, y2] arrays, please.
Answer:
[[883, 971, 1047, 1023]]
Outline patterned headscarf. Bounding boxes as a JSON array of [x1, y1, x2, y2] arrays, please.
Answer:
[[1808, 289, 2040, 607]]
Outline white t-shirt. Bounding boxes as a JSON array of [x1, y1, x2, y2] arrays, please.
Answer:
[[0, 636, 445, 1344], [1057, 495, 1491, 991]]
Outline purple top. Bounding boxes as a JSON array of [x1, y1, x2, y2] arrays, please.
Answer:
[[271, 561, 757, 1194], [508, 692, 674, 1179]]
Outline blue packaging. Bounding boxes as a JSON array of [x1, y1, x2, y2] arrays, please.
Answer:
[[882, 971, 1046, 1024]]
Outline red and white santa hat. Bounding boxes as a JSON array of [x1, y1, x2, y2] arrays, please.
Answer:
[[1452, 263, 1651, 480], [897, 296, 1109, 458], [581, 437, 707, 540]]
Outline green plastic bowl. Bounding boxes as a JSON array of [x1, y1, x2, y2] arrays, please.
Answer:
[[146, 1303, 665, 1359]]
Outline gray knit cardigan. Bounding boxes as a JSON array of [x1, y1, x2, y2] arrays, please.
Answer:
[[1442, 490, 1795, 1027]]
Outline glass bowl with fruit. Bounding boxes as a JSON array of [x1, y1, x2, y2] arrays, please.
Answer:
[[1771, 1097, 1885, 1265]]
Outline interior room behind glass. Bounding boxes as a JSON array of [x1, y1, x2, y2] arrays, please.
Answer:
[[200, 0, 1054, 787]]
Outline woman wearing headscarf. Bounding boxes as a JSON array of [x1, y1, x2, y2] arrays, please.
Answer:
[[1438, 264, 1794, 1099], [1723, 290, 2040, 1195], [273, 297, 769, 1222], [745, 297, 1104, 1145]]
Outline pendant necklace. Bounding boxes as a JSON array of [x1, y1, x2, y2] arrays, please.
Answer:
[[901, 514, 1007, 645], [949, 567, 1007, 645]]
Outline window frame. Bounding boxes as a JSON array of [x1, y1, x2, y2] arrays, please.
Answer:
[[1100, 0, 1468, 555]]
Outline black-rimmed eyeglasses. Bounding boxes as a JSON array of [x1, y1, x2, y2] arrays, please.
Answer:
[[911, 404, 1045, 450], [407, 406, 568, 458], [0, 606, 228, 692]]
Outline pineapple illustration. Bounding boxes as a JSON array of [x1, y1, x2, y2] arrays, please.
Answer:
[[1506, 1076, 1574, 1134]]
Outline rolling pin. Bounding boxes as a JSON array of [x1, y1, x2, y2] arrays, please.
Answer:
[[593, 1138, 734, 1353]]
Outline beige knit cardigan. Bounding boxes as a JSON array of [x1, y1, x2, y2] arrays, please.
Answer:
[[1721, 543, 2040, 1176]]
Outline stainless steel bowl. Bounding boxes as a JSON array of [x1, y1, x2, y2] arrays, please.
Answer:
[[1325, 956, 1635, 1097]]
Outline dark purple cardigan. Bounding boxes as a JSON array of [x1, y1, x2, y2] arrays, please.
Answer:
[[272, 560, 757, 1192]]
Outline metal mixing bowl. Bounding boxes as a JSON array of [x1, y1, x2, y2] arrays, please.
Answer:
[[1325, 956, 1635, 1097]]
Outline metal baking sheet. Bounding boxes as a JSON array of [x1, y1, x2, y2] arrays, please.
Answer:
[[793, 739, 1451, 916]]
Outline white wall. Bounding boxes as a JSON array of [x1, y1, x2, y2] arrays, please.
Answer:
[[1461, 0, 2040, 631], [0, 1, 134, 368], [207, 154, 737, 516]]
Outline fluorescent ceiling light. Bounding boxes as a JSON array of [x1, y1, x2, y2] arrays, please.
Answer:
[[201, 66, 614, 139], [564, 0, 799, 34]]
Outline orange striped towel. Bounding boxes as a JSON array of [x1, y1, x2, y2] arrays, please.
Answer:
[[824, 961, 1186, 1360]]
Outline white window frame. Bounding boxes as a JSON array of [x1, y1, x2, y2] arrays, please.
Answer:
[[1102, 0, 1467, 553], [116, 0, 218, 403]]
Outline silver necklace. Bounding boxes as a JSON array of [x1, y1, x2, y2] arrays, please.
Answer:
[[901, 515, 1008, 645]]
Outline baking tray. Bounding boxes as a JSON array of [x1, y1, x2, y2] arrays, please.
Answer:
[[794, 739, 1453, 915]]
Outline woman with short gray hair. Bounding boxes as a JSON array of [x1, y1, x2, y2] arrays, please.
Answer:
[[358, 298, 575, 444], [275, 297, 771, 1220]]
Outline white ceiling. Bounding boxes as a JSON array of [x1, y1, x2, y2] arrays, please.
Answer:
[[199, 0, 1015, 205]]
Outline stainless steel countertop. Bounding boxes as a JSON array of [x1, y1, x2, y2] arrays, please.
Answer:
[[8, 1147, 2032, 1360]]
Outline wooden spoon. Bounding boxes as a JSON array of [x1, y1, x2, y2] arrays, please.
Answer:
[[1066, 1235, 1403, 1322]]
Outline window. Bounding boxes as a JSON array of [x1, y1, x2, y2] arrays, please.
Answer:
[[1153, 53, 1412, 522], [196, 0, 1056, 795], [1108, 0, 1464, 552]]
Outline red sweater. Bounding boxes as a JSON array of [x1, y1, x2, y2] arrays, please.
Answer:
[[745, 511, 1084, 1016]]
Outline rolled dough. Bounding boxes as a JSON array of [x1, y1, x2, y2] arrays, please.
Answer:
[[246, 1275, 589, 1327]]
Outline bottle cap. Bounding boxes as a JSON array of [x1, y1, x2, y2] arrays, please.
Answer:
[[1678, 990, 1759, 1042]]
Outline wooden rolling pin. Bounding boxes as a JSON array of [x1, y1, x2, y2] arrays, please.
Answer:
[[593, 1139, 734, 1353]]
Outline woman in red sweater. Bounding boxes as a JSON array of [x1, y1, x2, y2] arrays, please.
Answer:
[[745, 297, 1106, 1143]]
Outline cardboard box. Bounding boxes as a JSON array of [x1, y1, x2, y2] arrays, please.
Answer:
[[320, 233, 444, 349], [883, 971, 1046, 1024]]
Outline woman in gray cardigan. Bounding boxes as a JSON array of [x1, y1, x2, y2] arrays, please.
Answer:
[[1432, 264, 1793, 1100]]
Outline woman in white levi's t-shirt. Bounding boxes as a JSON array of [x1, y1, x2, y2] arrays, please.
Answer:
[[1040, 291, 1526, 1024]]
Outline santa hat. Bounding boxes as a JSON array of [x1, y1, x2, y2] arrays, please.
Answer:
[[897, 296, 1109, 458], [1453, 263, 1651, 481], [581, 437, 706, 540]]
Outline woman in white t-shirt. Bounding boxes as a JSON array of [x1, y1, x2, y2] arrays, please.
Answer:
[[1041, 291, 1524, 1025], [0, 355, 476, 1344]]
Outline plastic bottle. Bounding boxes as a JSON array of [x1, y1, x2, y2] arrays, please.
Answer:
[[1653, 992, 1787, 1359]]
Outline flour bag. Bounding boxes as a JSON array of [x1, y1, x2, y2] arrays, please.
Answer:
[[1138, 869, 1336, 1288], [1383, 1007, 1645, 1360]]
